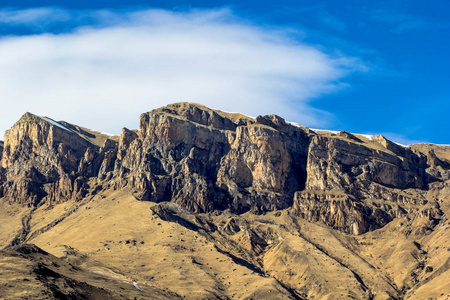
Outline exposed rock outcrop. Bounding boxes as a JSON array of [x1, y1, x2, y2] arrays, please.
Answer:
[[293, 190, 393, 235], [0, 113, 117, 206], [305, 134, 428, 192], [288, 133, 442, 233], [0, 141, 3, 161], [1, 103, 448, 234], [113, 103, 310, 214], [217, 114, 309, 213]]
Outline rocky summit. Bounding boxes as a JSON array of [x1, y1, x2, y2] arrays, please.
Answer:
[[0, 102, 449, 299]]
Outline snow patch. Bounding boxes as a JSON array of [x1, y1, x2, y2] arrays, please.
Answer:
[[359, 134, 373, 141], [133, 282, 143, 292], [310, 128, 340, 135], [41, 116, 71, 132], [100, 132, 117, 137], [287, 121, 302, 127], [393, 142, 408, 148], [308, 128, 413, 146], [122, 280, 144, 292], [90, 270, 104, 275], [216, 109, 255, 119]]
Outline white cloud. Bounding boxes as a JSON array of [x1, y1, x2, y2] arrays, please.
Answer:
[[0, 7, 365, 137]]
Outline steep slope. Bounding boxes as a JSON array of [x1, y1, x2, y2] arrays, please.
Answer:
[[0, 102, 449, 299], [0, 113, 118, 207], [292, 133, 441, 235], [1, 187, 448, 299], [0, 244, 178, 299], [0, 140, 3, 160]]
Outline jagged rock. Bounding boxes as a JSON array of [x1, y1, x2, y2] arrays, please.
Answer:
[[0, 113, 114, 206], [410, 144, 450, 181], [117, 128, 137, 161], [305, 135, 428, 192], [1, 103, 448, 235], [1, 113, 92, 174], [292, 190, 393, 235], [113, 103, 310, 214], [1, 113, 85, 205], [116, 103, 241, 211], [296, 135, 438, 233], [217, 114, 309, 213], [150, 202, 217, 232], [98, 139, 118, 181], [0, 140, 3, 161]]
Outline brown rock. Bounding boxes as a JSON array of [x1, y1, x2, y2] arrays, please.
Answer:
[[0, 140, 3, 161], [292, 190, 392, 235], [0, 113, 112, 206], [1, 103, 448, 235]]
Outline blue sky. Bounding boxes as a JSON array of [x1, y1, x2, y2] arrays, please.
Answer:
[[0, 1, 448, 144]]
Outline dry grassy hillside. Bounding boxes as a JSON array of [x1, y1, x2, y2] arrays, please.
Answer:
[[1, 184, 449, 299]]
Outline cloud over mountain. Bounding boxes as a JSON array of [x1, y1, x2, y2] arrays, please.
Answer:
[[0, 7, 365, 135]]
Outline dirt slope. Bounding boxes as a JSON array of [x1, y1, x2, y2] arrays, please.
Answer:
[[1, 186, 448, 299]]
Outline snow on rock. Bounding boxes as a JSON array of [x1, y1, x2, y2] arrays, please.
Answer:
[[310, 128, 340, 135], [287, 121, 302, 127], [215, 108, 255, 119], [41, 116, 71, 132], [359, 134, 374, 141], [393, 141, 409, 148], [307, 128, 411, 146], [100, 132, 117, 137], [122, 280, 144, 292], [133, 282, 143, 292]]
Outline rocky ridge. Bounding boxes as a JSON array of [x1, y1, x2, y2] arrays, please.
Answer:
[[0, 103, 448, 235], [0, 102, 449, 299]]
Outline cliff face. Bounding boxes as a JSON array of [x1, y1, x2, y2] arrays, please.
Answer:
[[0, 103, 448, 235], [290, 133, 442, 234], [113, 103, 309, 213], [0, 113, 117, 206], [0, 141, 3, 160], [305, 134, 428, 192]]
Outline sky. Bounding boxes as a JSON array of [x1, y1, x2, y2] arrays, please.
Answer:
[[0, 0, 448, 145]]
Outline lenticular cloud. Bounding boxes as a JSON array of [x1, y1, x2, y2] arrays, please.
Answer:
[[0, 7, 364, 135]]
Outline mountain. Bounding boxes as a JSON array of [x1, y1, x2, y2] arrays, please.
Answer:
[[0, 102, 449, 299]]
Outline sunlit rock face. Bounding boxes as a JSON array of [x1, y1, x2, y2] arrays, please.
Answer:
[[114, 103, 309, 214], [1, 102, 448, 234], [0, 112, 115, 206]]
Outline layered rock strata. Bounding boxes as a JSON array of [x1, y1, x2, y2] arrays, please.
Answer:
[[0, 103, 448, 234]]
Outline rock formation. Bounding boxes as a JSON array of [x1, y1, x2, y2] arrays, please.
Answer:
[[110, 103, 310, 214], [1, 102, 449, 299], [0, 113, 118, 206], [1, 103, 448, 235]]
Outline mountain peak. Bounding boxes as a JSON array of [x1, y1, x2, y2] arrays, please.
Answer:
[[17, 111, 41, 123], [146, 102, 255, 129], [11, 112, 71, 133]]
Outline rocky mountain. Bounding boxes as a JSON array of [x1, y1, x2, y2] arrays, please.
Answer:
[[0, 102, 449, 299]]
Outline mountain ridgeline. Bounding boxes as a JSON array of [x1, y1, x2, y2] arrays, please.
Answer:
[[1, 102, 450, 299], [0, 103, 448, 235]]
